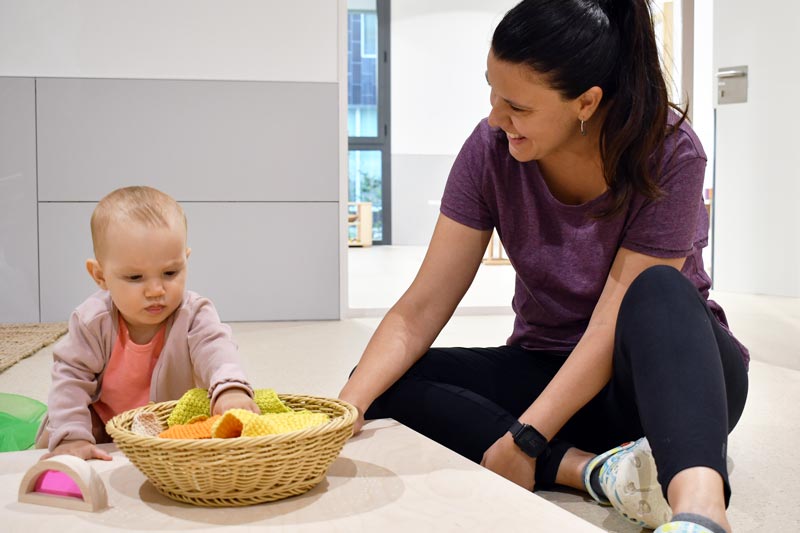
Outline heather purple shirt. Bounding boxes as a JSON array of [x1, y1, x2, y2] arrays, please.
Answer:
[[441, 117, 749, 366]]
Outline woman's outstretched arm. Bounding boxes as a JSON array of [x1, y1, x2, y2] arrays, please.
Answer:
[[339, 214, 491, 433]]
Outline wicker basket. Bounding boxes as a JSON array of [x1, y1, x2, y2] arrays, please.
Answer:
[[106, 394, 357, 507]]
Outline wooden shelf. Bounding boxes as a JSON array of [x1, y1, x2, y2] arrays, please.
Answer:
[[348, 202, 373, 247], [483, 230, 510, 265]]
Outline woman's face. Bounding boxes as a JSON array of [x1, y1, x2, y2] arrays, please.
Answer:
[[486, 50, 582, 163]]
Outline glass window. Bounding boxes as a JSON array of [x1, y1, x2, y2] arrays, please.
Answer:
[[348, 150, 383, 242], [362, 13, 377, 58], [348, 9, 379, 138], [348, 0, 390, 244]]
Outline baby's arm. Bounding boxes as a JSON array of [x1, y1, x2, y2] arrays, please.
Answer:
[[187, 296, 258, 414], [41, 439, 112, 461], [212, 388, 260, 415], [45, 309, 109, 452]]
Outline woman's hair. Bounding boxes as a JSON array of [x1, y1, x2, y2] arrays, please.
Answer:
[[91, 185, 187, 258], [492, 0, 687, 217]]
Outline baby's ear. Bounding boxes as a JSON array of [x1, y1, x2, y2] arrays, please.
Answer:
[[186, 247, 192, 259], [86, 259, 108, 289]]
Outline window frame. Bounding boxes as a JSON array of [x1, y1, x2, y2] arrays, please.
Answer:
[[348, 0, 391, 244]]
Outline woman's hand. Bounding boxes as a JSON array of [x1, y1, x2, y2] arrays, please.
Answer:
[[41, 439, 112, 462], [338, 392, 367, 435], [480, 432, 536, 491], [351, 410, 366, 435], [213, 388, 260, 415]]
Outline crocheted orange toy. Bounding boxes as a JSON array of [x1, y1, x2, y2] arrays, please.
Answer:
[[159, 415, 222, 439], [210, 409, 259, 438]]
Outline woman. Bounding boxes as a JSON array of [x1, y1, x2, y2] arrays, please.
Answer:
[[339, 1, 748, 532]]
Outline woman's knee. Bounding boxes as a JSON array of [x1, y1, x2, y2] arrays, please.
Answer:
[[619, 265, 700, 323], [614, 264, 713, 371], [628, 264, 690, 300]]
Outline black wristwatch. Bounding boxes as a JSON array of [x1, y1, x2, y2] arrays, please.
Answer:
[[508, 420, 548, 458]]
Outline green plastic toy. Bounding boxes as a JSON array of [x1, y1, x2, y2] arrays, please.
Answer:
[[0, 393, 47, 452]]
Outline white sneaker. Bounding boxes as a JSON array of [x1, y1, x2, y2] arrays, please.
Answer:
[[598, 437, 673, 529]]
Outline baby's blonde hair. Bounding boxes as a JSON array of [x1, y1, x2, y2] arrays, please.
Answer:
[[91, 186, 187, 259]]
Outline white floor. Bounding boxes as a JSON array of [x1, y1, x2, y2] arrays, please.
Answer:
[[2, 245, 798, 531], [348, 244, 517, 313]]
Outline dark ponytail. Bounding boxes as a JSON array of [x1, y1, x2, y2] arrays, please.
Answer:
[[492, 0, 688, 217]]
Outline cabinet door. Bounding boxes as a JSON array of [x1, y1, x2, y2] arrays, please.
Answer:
[[36, 78, 339, 203], [0, 78, 38, 323], [39, 202, 340, 322]]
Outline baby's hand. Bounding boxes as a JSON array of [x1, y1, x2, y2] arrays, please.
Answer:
[[213, 388, 260, 415], [41, 439, 112, 462]]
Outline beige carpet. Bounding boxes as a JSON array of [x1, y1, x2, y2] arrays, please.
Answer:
[[0, 323, 67, 373]]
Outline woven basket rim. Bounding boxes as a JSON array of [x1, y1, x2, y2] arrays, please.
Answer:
[[106, 393, 357, 447]]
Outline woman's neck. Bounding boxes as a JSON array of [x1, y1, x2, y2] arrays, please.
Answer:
[[537, 144, 607, 205]]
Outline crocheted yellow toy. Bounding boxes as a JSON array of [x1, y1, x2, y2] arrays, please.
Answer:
[[241, 411, 330, 436]]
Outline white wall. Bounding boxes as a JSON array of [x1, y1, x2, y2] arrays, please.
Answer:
[[0, 0, 337, 82], [390, 0, 517, 245], [692, 0, 715, 192], [391, 0, 515, 156], [713, 0, 800, 297]]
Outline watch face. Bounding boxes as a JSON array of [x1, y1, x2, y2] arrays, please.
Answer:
[[512, 423, 547, 458], [519, 430, 539, 448]]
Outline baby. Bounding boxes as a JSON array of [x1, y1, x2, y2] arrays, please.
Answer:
[[37, 185, 259, 460]]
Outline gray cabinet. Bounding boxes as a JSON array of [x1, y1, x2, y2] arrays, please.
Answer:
[[38, 202, 339, 322], [0, 78, 38, 322], [5, 77, 342, 323], [36, 78, 338, 202]]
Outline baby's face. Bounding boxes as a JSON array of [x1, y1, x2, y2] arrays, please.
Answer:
[[97, 221, 189, 335]]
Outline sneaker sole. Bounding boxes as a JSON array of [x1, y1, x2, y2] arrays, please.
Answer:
[[601, 438, 673, 528]]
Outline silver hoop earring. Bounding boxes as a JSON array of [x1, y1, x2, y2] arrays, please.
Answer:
[[580, 120, 587, 137]]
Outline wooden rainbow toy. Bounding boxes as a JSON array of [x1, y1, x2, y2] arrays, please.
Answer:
[[18, 455, 108, 512]]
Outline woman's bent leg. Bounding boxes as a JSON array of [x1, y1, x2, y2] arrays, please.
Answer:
[[613, 265, 749, 505], [364, 345, 567, 484]]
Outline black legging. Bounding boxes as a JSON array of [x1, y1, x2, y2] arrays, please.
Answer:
[[364, 265, 749, 505]]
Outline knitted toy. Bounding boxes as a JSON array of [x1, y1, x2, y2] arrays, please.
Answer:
[[166, 388, 292, 427], [254, 389, 293, 414], [241, 411, 329, 437], [166, 388, 210, 427], [210, 409, 259, 438], [161, 388, 327, 439], [159, 415, 222, 439], [131, 411, 165, 437]]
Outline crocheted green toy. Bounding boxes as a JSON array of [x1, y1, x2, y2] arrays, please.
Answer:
[[255, 389, 293, 415], [166, 388, 210, 427], [166, 388, 291, 427]]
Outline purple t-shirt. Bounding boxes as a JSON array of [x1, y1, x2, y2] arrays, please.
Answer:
[[441, 117, 749, 366]]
